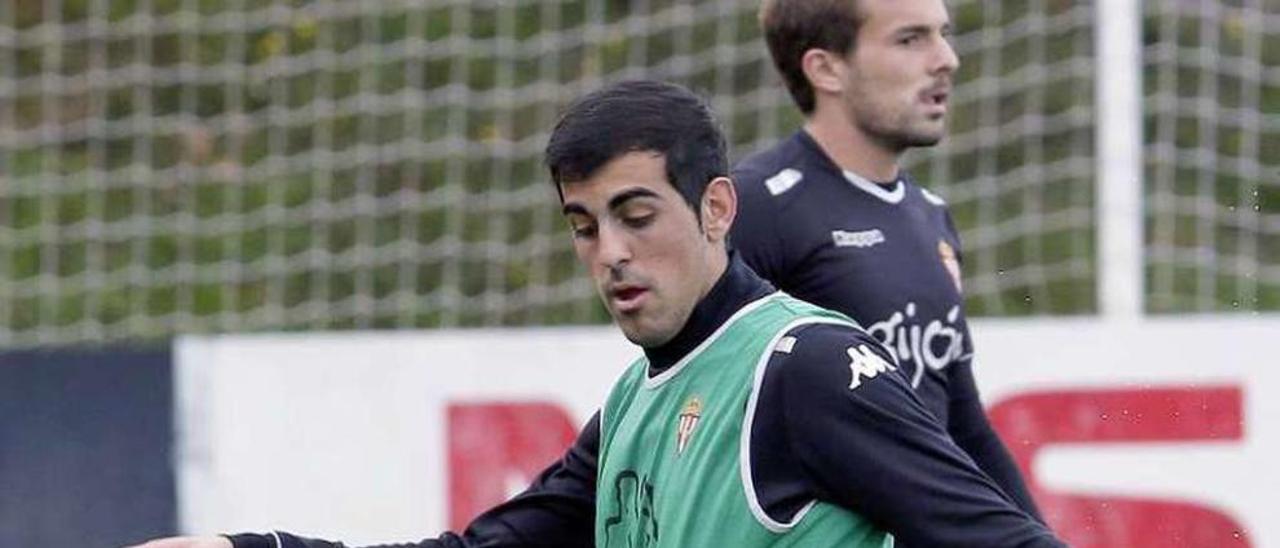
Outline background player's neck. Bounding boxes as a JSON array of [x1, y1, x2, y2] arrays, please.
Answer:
[[804, 108, 899, 183]]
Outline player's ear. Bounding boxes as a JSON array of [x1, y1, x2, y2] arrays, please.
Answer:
[[801, 48, 846, 96], [700, 176, 736, 243]]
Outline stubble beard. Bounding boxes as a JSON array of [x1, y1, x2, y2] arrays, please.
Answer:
[[852, 101, 945, 153], [844, 75, 945, 153], [617, 311, 678, 349]]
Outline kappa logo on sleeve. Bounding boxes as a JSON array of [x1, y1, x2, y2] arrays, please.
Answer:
[[765, 168, 803, 196], [846, 344, 896, 390], [920, 187, 948, 206]]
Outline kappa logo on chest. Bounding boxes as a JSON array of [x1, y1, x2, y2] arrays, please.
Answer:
[[831, 228, 886, 249]]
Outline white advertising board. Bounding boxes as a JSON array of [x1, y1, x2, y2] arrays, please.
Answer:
[[176, 317, 1279, 547]]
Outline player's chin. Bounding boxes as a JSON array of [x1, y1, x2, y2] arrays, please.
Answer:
[[619, 325, 662, 348], [617, 316, 678, 348], [903, 125, 945, 147]]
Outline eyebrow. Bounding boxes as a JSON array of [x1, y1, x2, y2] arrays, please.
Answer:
[[607, 188, 661, 210], [894, 24, 933, 36], [562, 203, 588, 217], [897, 18, 952, 33], [561, 187, 663, 217]]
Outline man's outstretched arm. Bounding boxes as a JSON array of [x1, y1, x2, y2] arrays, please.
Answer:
[[945, 359, 1045, 522], [757, 324, 1063, 547], [130, 413, 601, 548]]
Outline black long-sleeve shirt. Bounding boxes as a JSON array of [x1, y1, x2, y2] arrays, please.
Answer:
[[230, 255, 1061, 548], [730, 129, 1044, 522]]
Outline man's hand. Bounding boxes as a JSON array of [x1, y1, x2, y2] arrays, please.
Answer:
[[126, 536, 233, 548]]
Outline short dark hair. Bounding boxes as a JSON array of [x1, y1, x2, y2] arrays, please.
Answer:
[[544, 80, 728, 217], [759, 0, 867, 114]]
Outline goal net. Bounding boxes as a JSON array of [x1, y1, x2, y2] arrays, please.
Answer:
[[1143, 0, 1279, 313], [0, 0, 1274, 346]]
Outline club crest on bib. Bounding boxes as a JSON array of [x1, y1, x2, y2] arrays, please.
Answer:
[[938, 239, 963, 293], [676, 396, 703, 455]]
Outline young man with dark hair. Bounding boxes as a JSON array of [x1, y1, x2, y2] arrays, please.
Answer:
[[733, 0, 1046, 528], [132, 80, 1062, 548]]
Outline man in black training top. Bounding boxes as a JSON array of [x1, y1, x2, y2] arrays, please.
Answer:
[[131, 81, 1062, 548], [731, 0, 1047, 529]]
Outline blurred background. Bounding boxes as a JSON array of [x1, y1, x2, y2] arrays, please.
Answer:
[[1, 0, 1277, 547], [1, 0, 1274, 346]]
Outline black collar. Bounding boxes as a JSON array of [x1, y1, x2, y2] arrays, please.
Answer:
[[644, 252, 776, 374]]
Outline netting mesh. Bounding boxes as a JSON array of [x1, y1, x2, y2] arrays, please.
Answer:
[[1144, 0, 1280, 313], [905, 1, 1097, 316], [0, 0, 1272, 346]]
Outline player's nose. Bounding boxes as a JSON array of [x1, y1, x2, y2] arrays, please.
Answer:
[[595, 222, 632, 270], [933, 36, 960, 74]]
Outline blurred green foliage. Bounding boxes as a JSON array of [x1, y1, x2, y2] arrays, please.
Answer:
[[0, 0, 1276, 345]]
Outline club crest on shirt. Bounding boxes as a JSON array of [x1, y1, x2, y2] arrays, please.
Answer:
[[938, 239, 963, 293], [676, 396, 703, 455]]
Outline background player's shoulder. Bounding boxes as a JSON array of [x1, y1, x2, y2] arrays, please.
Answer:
[[733, 135, 815, 210], [735, 131, 803, 170], [919, 186, 949, 208], [901, 173, 951, 210]]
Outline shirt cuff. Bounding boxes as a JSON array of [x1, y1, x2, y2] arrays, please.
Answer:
[[225, 533, 281, 548]]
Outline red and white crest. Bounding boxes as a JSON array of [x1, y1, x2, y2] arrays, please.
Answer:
[[938, 239, 963, 293], [676, 396, 703, 455]]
